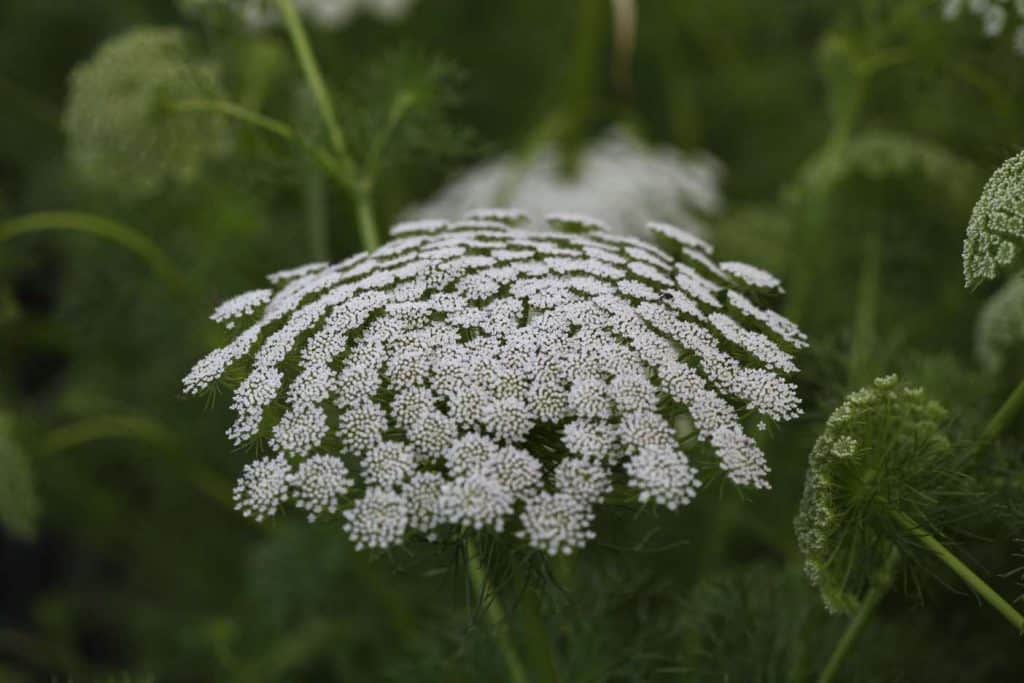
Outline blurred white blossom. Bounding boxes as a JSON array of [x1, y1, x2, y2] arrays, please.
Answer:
[[975, 275, 1024, 372], [408, 127, 723, 241], [185, 210, 804, 555], [942, 0, 1024, 55], [63, 27, 229, 198], [183, 0, 416, 30]]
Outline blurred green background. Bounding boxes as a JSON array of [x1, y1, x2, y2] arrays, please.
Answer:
[[2, 0, 1024, 680]]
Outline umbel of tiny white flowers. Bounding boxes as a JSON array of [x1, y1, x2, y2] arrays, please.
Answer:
[[942, 0, 1024, 56], [408, 127, 723, 242], [184, 209, 806, 555], [794, 375, 961, 614], [63, 27, 229, 200], [962, 150, 1024, 288], [180, 0, 416, 30]]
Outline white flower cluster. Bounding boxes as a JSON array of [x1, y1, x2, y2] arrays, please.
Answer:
[[408, 127, 723, 241], [183, 0, 415, 30], [975, 276, 1024, 372], [942, 0, 1024, 55], [184, 210, 805, 554], [962, 150, 1024, 287]]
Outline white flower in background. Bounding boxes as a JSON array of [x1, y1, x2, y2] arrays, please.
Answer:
[[942, 0, 1024, 55], [975, 275, 1024, 372], [181, 0, 416, 30], [184, 210, 805, 555], [408, 127, 723, 241]]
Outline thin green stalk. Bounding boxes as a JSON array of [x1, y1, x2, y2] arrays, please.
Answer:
[[303, 165, 330, 260], [273, 0, 381, 252], [466, 540, 529, 683], [353, 185, 380, 251], [273, 0, 350, 165], [817, 548, 899, 683], [977, 376, 1024, 449], [0, 211, 184, 291], [172, 97, 350, 190], [893, 511, 1024, 634], [170, 98, 296, 141]]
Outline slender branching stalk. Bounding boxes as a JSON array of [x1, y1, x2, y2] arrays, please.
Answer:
[[272, 0, 350, 165], [352, 184, 380, 251], [466, 540, 530, 683], [817, 548, 899, 683], [893, 511, 1024, 634], [273, 0, 379, 251], [170, 98, 296, 140]]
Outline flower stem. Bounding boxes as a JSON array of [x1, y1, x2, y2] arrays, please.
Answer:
[[466, 540, 529, 683], [893, 511, 1024, 634], [170, 98, 296, 141], [273, 0, 350, 166], [353, 183, 380, 251], [977, 376, 1024, 450], [273, 0, 381, 252], [817, 547, 899, 683]]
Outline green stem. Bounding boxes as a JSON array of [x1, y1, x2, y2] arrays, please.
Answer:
[[274, 0, 350, 165], [0, 211, 184, 291], [893, 511, 1024, 634], [977, 376, 1024, 449], [171, 96, 351, 189], [353, 185, 380, 251], [466, 540, 529, 683], [170, 98, 296, 141], [560, 0, 608, 166], [817, 548, 899, 683], [303, 165, 330, 260]]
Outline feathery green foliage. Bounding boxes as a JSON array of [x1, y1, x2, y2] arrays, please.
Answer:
[[677, 566, 845, 682], [340, 50, 476, 180]]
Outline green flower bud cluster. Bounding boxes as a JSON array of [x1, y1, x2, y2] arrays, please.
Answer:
[[795, 375, 954, 613]]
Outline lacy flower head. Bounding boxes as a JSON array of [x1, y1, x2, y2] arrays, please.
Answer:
[[962, 151, 1024, 287], [63, 27, 229, 200], [409, 127, 723, 241], [942, 0, 1024, 55], [182, 0, 417, 30], [183, 210, 805, 555], [794, 375, 956, 614]]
